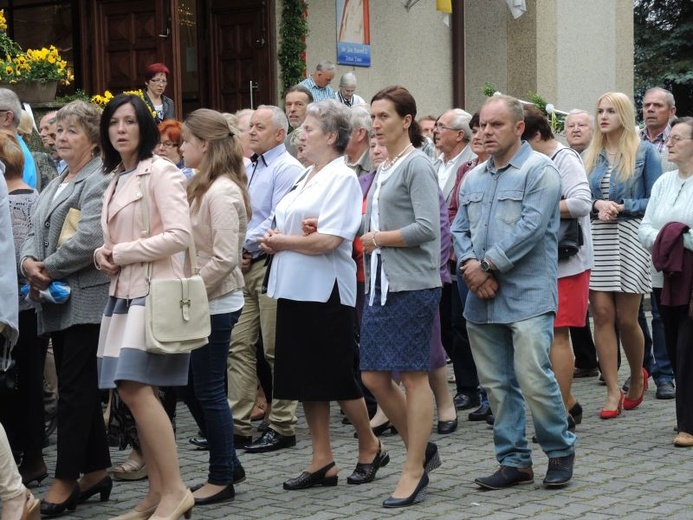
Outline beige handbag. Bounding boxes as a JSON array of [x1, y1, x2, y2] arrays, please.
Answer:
[[58, 208, 81, 246], [139, 176, 210, 355]]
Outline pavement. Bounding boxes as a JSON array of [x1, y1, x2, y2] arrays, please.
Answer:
[[36, 363, 692, 520]]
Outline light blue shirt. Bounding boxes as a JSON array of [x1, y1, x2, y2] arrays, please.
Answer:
[[299, 76, 336, 103], [451, 142, 562, 324], [18, 135, 37, 189], [244, 143, 303, 255]]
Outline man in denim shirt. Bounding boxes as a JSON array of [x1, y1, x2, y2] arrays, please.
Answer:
[[451, 95, 576, 490]]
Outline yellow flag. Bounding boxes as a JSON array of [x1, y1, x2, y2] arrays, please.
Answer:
[[436, 0, 452, 13]]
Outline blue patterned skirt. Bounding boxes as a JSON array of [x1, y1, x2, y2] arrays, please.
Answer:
[[360, 285, 441, 372]]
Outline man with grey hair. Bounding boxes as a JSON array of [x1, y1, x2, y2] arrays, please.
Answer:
[[0, 88, 37, 188], [344, 105, 372, 176], [641, 87, 676, 155], [299, 60, 336, 102], [433, 108, 476, 203], [565, 109, 593, 155], [228, 104, 303, 453], [335, 72, 366, 107]]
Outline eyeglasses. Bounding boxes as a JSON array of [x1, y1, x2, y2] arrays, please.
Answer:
[[434, 123, 462, 132], [149, 78, 168, 84], [157, 141, 176, 148], [665, 135, 692, 145]]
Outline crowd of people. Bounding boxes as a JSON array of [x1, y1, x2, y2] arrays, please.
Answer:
[[0, 57, 691, 519]]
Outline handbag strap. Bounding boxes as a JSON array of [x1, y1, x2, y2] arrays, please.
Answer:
[[137, 173, 199, 290]]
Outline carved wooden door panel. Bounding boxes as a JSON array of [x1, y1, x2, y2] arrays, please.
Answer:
[[87, 0, 178, 112], [208, 0, 274, 112]]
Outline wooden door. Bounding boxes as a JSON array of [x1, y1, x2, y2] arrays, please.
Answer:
[[207, 0, 274, 112], [86, 0, 178, 113]]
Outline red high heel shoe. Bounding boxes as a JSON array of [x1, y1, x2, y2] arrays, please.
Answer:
[[599, 391, 624, 419], [624, 368, 649, 410]]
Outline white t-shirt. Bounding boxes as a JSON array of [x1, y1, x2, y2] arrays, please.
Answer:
[[267, 156, 362, 306]]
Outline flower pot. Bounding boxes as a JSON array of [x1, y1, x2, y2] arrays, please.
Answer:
[[0, 81, 57, 103]]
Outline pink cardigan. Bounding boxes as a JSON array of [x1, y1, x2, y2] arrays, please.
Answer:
[[96, 156, 192, 299]]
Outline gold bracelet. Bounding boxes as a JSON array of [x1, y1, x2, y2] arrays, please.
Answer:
[[372, 232, 379, 248]]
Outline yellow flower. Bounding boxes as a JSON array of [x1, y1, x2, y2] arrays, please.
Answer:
[[5, 66, 12, 75]]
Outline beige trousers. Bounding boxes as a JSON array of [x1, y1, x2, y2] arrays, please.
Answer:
[[0, 422, 24, 502], [227, 259, 297, 437]]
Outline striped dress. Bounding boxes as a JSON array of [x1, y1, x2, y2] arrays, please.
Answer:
[[590, 168, 651, 293]]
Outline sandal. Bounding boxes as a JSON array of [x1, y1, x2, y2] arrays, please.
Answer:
[[250, 401, 267, 422], [111, 452, 148, 481]]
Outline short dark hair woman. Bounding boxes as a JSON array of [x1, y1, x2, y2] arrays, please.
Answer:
[[95, 94, 193, 519]]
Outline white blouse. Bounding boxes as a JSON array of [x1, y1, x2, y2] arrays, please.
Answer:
[[267, 156, 362, 306]]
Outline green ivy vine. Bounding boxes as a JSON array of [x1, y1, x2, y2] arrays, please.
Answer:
[[279, 0, 309, 96]]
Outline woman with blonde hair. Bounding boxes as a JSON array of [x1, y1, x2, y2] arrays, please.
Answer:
[[583, 92, 662, 420], [177, 108, 250, 505]]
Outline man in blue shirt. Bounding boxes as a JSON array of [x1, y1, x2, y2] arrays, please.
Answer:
[[227, 105, 303, 453], [299, 60, 336, 102], [0, 88, 37, 188], [452, 95, 576, 490]]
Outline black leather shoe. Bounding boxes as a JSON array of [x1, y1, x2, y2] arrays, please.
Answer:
[[347, 442, 390, 485], [40, 484, 80, 517], [424, 442, 441, 473], [234, 434, 252, 448], [475, 465, 534, 490], [543, 453, 574, 487], [437, 416, 458, 435], [193, 484, 235, 505], [189, 436, 209, 450], [382, 473, 429, 508], [568, 402, 583, 425], [244, 428, 296, 453], [283, 461, 338, 490], [78, 475, 112, 504], [233, 464, 246, 484], [468, 404, 492, 422], [453, 393, 480, 410], [486, 413, 495, 426]]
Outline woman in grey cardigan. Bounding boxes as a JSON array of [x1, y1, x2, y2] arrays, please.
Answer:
[[20, 101, 112, 517], [359, 86, 442, 508]]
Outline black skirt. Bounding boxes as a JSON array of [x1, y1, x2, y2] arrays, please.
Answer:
[[273, 284, 362, 402]]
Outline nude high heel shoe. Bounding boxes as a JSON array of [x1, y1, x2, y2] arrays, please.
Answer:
[[149, 490, 194, 520], [109, 504, 157, 520]]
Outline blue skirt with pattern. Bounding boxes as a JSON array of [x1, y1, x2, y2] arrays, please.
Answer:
[[359, 284, 441, 372]]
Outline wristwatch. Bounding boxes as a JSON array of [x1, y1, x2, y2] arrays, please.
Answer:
[[480, 259, 492, 272]]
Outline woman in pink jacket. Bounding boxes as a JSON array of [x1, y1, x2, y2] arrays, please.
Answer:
[[94, 94, 193, 520]]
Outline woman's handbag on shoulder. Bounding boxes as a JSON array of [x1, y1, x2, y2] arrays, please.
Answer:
[[139, 177, 210, 355], [557, 218, 583, 260]]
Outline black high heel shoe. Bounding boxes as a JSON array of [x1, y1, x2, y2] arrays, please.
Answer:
[[354, 421, 398, 439], [424, 442, 441, 473], [569, 402, 583, 425], [347, 442, 390, 485], [382, 473, 429, 508], [283, 461, 338, 490], [78, 475, 113, 504], [40, 484, 80, 518]]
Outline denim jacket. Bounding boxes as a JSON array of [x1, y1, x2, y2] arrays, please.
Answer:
[[451, 142, 562, 325], [587, 141, 662, 218]]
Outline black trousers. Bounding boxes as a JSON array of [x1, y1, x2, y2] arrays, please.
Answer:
[[0, 310, 49, 463], [570, 312, 598, 370], [52, 324, 111, 479], [656, 290, 693, 434]]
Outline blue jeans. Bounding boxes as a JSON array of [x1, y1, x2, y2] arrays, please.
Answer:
[[467, 313, 575, 468], [641, 294, 674, 384], [183, 310, 242, 485]]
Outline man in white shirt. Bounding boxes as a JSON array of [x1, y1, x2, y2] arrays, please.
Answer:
[[227, 105, 303, 453], [433, 108, 475, 204]]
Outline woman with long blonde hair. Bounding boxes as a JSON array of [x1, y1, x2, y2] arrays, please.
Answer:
[[178, 108, 251, 506], [584, 92, 662, 420]]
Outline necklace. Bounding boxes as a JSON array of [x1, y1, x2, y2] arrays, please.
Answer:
[[381, 143, 413, 171]]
